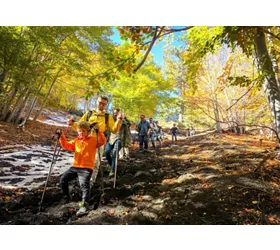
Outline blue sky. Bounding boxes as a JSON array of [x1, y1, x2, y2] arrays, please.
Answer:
[[111, 27, 186, 66]]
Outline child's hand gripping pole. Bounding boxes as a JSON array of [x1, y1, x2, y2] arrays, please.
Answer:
[[53, 125, 71, 163]]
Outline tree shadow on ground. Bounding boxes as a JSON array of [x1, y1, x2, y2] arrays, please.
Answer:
[[1, 134, 280, 225]]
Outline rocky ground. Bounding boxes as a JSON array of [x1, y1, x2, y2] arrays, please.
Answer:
[[1, 117, 280, 225]]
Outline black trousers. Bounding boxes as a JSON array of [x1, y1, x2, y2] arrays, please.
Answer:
[[60, 167, 93, 203], [138, 135, 148, 150]]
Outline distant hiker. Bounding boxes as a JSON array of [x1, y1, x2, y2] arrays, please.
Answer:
[[59, 121, 106, 216], [136, 115, 151, 152], [189, 126, 195, 137], [104, 109, 122, 177], [67, 96, 122, 183], [154, 120, 163, 147], [119, 114, 131, 160], [170, 123, 179, 143], [148, 117, 157, 149]]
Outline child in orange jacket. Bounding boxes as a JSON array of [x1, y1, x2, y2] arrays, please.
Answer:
[[59, 121, 106, 216]]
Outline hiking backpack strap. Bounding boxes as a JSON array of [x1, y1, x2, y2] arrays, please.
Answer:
[[86, 110, 93, 122], [87, 110, 109, 130], [104, 112, 109, 129]]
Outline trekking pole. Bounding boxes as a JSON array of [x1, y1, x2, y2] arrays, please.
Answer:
[[113, 137, 120, 188], [38, 129, 62, 212], [113, 117, 122, 188], [95, 126, 104, 196], [122, 109, 125, 159]]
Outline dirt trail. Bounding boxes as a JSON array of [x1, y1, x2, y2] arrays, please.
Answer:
[[1, 131, 280, 225]]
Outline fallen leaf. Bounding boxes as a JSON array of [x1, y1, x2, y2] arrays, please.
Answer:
[[252, 200, 258, 204], [108, 209, 115, 215], [268, 217, 275, 221], [162, 179, 174, 184], [202, 183, 211, 188], [122, 209, 130, 215], [166, 215, 172, 219], [228, 185, 234, 190], [136, 196, 145, 201], [244, 208, 253, 213]]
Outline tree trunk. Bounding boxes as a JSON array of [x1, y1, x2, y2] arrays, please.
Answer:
[[254, 28, 280, 143], [267, 29, 280, 89], [33, 67, 63, 121], [6, 90, 29, 123], [178, 102, 185, 123], [14, 91, 31, 124], [178, 82, 186, 123], [0, 69, 7, 83], [19, 95, 39, 127], [0, 87, 17, 120], [212, 95, 221, 132], [224, 89, 236, 131]]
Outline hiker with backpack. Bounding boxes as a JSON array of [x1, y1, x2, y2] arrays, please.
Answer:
[[104, 109, 123, 177], [189, 126, 195, 137], [58, 121, 106, 216], [67, 96, 122, 183], [148, 117, 157, 149], [170, 123, 179, 143], [136, 115, 151, 152], [154, 120, 163, 147], [119, 114, 131, 160]]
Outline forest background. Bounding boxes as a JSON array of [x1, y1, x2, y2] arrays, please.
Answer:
[[1, 25, 280, 137]]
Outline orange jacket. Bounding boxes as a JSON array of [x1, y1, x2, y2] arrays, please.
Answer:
[[59, 131, 106, 170]]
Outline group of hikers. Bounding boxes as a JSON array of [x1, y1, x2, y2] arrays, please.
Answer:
[[55, 95, 188, 216]]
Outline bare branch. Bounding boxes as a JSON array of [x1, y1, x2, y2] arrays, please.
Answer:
[[133, 26, 165, 73], [159, 26, 194, 38], [226, 81, 256, 111], [263, 29, 280, 42]]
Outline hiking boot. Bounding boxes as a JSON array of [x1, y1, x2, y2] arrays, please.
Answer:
[[76, 202, 88, 217], [105, 164, 111, 172], [109, 171, 114, 177], [139, 149, 143, 153]]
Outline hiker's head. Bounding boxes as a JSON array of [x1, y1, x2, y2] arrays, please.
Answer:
[[140, 115, 145, 121], [113, 108, 120, 118], [77, 121, 90, 138], [173, 123, 176, 126], [149, 118, 153, 122], [97, 96, 108, 111], [155, 121, 158, 124]]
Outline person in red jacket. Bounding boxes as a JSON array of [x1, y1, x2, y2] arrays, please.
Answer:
[[59, 121, 106, 216]]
